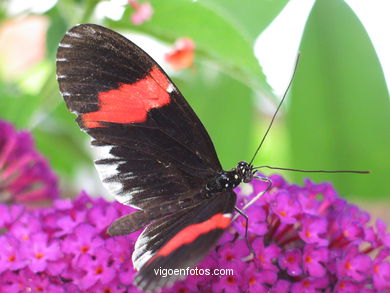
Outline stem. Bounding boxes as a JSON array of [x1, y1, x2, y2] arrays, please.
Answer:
[[80, 0, 100, 23]]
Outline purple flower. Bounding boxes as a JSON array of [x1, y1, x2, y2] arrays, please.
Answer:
[[23, 233, 61, 272], [299, 215, 329, 246], [252, 238, 280, 271], [337, 245, 372, 282], [76, 247, 116, 289], [303, 245, 328, 277], [0, 235, 27, 273], [0, 120, 58, 206], [376, 218, 390, 247], [61, 223, 104, 259], [373, 248, 390, 290], [233, 205, 268, 236], [218, 239, 249, 263], [213, 260, 245, 293], [279, 248, 302, 276], [270, 190, 301, 224], [270, 280, 291, 292], [291, 276, 329, 293]]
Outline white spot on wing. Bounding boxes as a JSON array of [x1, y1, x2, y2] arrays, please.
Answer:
[[56, 74, 67, 79], [59, 43, 72, 48], [223, 213, 232, 218], [56, 58, 67, 62], [62, 92, 71, 97], [133, 233, 154, 270], [84, 25, 96, 34], [95, 162, 123, 196], [167, 83, 174, 93], [66, 31, 82, 38], [92, 145, 116, 160], [92, 145, 143, 208]]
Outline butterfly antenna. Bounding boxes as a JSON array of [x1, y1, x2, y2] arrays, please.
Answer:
[[253, 166, 370, 174], [249, 53, 301, 166]]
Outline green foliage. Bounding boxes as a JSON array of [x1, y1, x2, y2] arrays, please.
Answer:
[[0, 0, 388, 199], [109, 0, 272, 93], [174, 64, 254, 169], [288, 0, 390, 197]]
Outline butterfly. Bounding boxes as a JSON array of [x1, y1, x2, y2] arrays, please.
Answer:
[[56, 23, 265, 291]]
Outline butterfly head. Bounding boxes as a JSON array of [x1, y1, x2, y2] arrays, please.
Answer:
[[236, 161, 253, 183]]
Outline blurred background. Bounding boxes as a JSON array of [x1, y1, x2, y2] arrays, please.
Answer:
[[0, 0, 388, 219]]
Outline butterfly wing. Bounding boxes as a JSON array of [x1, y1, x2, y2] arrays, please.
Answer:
[[56, 24, 222, 215], [134, 191, 236, 291]]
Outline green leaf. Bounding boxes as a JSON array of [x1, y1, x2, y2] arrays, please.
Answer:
[[0, 81, 40, 128], [45, 7, 68, 60], [109, 0, 271, 96], [201, 0, 289, 42], [288, 0, 390, 198], [29, 94, 92, 177], [174, 63, 254, 169], [32, 104, 92, 177]]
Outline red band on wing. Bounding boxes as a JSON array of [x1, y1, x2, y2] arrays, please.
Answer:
[[155, 213, 231, 258], [82, 66, 170, 128]]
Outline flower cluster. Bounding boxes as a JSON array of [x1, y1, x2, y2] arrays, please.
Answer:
[[194, 175, 390, 292], [0, 120, 389, 292], [0, 121, 58, 206], [0, 192, 138, 292], [0, 177, 388, 292]]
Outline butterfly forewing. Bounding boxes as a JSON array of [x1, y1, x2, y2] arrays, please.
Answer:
[[57, 24, 222, 209]]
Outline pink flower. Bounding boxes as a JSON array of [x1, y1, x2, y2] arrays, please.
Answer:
[[337, 245, 373, 282], [129, 0, 153, 25], [303, 245, 328, 277], [77, 247, 116, 289], [279, 248, 302, 276], [0, 235, 27, 273], [0, 121, 58, 206], [299, 216, 329, 246], [23, 233, 60, 272], [165, 37, 195, 70], [61, 223, 104, 260]]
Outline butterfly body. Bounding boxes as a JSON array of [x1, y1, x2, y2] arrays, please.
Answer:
[[206, 161, 254, 193]]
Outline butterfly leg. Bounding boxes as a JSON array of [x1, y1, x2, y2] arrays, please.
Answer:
[[234, 206, 255, 257], [241, 176, 272, 211]]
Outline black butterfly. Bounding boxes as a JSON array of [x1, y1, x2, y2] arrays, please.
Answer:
[[56, 24, 260, 291]]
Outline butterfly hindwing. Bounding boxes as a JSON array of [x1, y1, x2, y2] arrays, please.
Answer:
[[134, 191, 236, 291]]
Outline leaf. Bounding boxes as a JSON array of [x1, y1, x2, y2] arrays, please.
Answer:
[[201, 0, 289, 42], [0, 81, 40, 128], [45, 7, 68, 59], [288, 0, 390, 198], [109, 0, 271, 96], [30, 97, 93, 177], [32, 123, 91, 178], [174, 63, 254, 169]]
